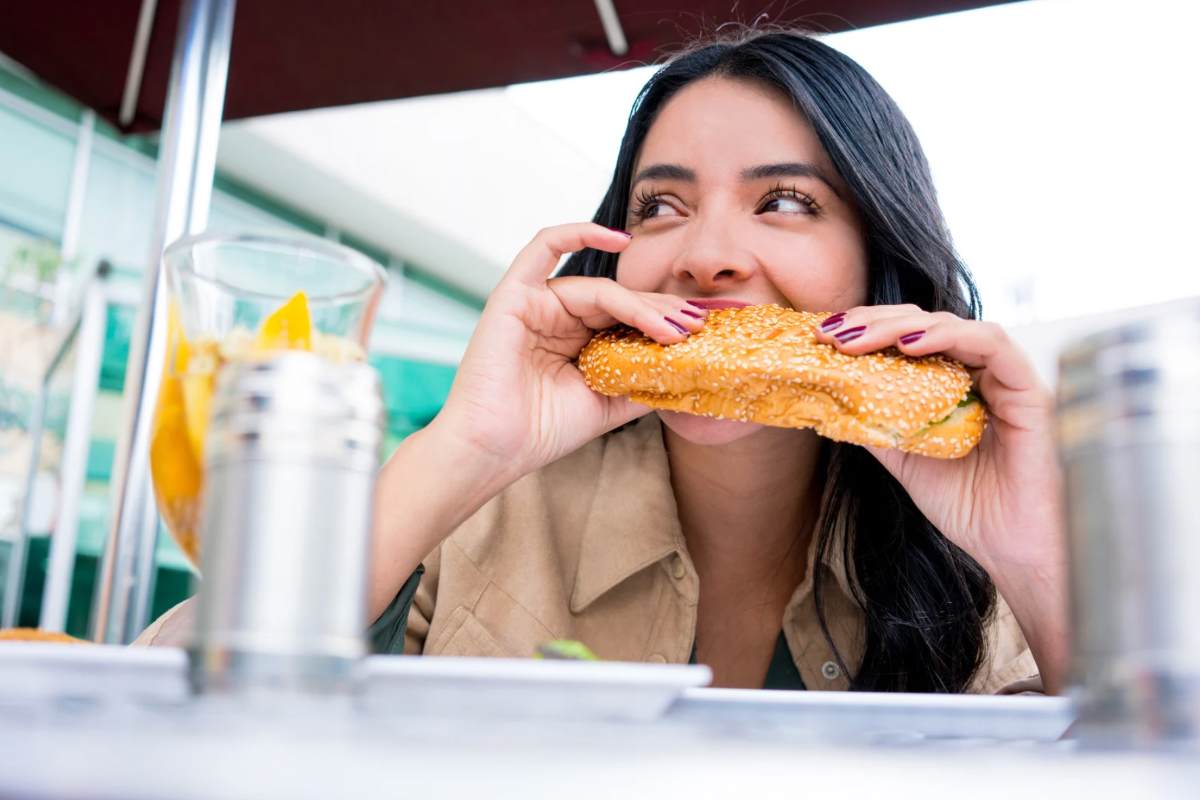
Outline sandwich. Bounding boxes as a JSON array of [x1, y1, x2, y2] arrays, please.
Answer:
[[577, 304, 985, 458]]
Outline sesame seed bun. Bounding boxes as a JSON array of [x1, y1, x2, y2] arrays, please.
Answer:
[[577, 304, 986, 458]]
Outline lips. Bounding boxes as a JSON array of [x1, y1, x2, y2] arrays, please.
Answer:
[[687, 298, 752, 310]]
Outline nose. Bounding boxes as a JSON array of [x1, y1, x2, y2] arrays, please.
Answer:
[[670, 215, 756, 292]]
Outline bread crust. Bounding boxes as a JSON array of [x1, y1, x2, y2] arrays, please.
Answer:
[[577, 304, 985, 458]]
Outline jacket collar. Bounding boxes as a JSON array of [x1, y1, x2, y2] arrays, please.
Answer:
[[570, 415, 686, 613], [568, 414, 859, 615]]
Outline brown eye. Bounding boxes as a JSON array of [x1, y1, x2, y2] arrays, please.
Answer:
[[758, 188, 819, 216], [764, 196, 806, 213], [632, 193, 682, 220]]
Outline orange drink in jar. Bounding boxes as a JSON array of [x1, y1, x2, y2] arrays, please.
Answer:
[[150, 233, 385, 566]]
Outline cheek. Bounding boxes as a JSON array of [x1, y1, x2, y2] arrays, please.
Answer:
[[765, 228, 869, 310], [615, 244, 671, 292]]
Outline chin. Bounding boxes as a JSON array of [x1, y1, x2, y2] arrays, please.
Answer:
[[656, 410, 765, 446]]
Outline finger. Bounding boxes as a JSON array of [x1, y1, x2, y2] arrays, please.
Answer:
[[813, 304, 924, 340], [548, 277, 695, 345], [506, 223, 632, 287], [977, 367, 1055, 431], [819, 310, 1047, 401], [647, 294, 709, 333], [820, 310, 943, 353], [600, 395, 654, 432], [889, 317, 1043, 394]]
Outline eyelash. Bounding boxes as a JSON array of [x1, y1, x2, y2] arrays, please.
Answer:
[[762, 183, 821, 215], [629, 183, 821, 220], [630, 187, 666, 220]]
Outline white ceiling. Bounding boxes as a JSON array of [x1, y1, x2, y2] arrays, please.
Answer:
[[216, 67, 651, 300]]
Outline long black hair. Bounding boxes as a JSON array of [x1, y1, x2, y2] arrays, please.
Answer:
[[559, 30, 995, 692]]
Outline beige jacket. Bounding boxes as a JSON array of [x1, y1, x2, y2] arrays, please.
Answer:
[[139, 415, 1040, 693]]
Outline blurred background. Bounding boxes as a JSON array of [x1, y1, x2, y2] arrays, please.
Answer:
[[0, 0, 1195, 638]]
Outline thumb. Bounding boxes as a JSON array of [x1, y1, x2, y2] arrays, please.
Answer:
[[602, 397, 653, 433]]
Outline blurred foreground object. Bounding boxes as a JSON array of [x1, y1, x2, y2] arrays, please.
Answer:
[[536, 640, 600, 661], [1058, 298, 1200, 746], [0, 627, 88, 644], [188, 352, 385, 694]]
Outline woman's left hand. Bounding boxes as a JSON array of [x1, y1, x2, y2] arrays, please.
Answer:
[[815, 304, 1069, 690]]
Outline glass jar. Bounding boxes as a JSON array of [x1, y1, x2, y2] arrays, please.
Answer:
[[150, 231, 385, 566]]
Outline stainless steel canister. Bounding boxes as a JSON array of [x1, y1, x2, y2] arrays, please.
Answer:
[[1058, 301, 1200, 745], [189, 352, 385, 694]]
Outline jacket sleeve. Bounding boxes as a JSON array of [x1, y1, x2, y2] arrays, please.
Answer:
[[131, 597, 196, 647]]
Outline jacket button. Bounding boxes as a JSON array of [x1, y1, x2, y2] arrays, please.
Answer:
[[648, 653, 667, 664], [821, 660, 841, 680], [671, 557, 687, 580]]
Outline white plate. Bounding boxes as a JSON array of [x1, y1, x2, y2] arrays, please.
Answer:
[[0, 644, 1070, 743], [669, 687, 1075, 743], [0, 642, 188, 706], [362, 654, 712, 723]]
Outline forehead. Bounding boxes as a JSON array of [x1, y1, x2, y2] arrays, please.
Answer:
[[635, 76, 833, 177]]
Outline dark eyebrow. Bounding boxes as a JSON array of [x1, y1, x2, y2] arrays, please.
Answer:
[[630, 161, 838, 193], [631, 163, 696, 187], [741, 162, 836, 190]]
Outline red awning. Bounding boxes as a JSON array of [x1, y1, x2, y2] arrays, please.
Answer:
[[2, 1, 1017, 133]]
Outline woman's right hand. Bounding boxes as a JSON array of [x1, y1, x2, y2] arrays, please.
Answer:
[[430, 222, 707, 484]]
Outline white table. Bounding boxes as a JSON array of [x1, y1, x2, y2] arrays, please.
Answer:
[[0, 644, 1193, 799]]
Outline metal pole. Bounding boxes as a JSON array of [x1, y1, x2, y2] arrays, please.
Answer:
[[39, 272, 108, 632], [51, 109, 95, 328], [37, 108, 99, 631], [120, 0, 161, 129], [592, 0, 628, 56], [1, 104, 97, 629], [1, 393, 46, 629], [92, 0, 236, 644]]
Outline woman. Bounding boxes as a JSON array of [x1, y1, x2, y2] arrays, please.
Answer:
[[142, 31, 1068, 694]]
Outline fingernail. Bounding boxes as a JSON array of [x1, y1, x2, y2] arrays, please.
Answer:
[[605, 226, 632, 238], [686, 301, 707, 310], [820, 312, 846, 332], [680, 309, 704, 319], [899, 330, 925, 345], [665, 317, 688, 334], [834, 325, 866, 343]]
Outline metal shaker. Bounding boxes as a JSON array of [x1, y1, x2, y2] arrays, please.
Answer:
[[1058, 300, 1200, 744], [189, 352, 385, 694]]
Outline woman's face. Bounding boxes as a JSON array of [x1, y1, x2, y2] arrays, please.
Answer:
[[617, 75, 869, 445]]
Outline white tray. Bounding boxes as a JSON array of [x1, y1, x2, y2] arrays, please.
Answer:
[[362, 654, 712, 723]]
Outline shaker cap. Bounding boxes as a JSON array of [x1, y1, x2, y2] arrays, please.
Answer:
[[206, 352, 385, 470], [1057, 300, 1200, 450]]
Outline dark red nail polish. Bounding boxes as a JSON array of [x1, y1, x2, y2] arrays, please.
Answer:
[[665, 317, 687, 334], [820, 313, 846, 332], [605, 226, 632, 237], [680, 309, 703, 319], [835, 325, 866, 343], [686, 301, 706, 310], [899, 330, 925, 345]]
